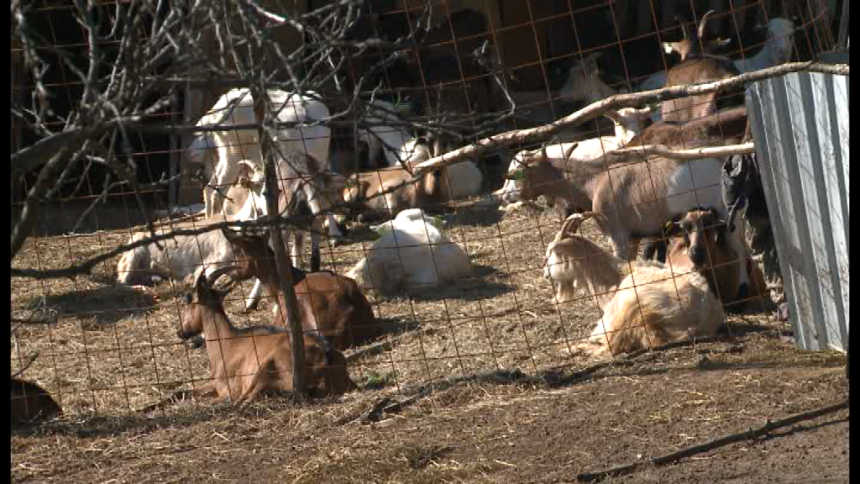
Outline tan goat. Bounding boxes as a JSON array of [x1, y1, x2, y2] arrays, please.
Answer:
[[544, 212, 725, 358], [175, 268, 356, 404]]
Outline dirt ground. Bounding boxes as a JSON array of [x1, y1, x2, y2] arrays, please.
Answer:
[[10, 199, 849, 483]]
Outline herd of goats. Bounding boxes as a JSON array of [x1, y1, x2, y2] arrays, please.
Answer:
[[14, 11, 798, 418]]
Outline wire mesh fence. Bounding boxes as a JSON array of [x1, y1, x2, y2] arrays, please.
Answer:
[[10, 0, 845, 421]]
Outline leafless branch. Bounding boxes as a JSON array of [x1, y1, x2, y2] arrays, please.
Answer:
[[411, 61, 848, 176], [609, 142, 757, 161]]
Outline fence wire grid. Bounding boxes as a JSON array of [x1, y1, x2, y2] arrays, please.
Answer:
[[10, 0, 845, 419]]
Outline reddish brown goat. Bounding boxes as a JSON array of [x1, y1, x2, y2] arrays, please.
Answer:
[[665, 208, 741, 304], [11, 377, 62, 425], [222, 229, 382, 350], [176, 268, 356, 404]]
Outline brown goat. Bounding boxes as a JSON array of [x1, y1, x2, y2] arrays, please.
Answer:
[[665, 208, 741, 304], [11, 377, 62, 425], [661, 11, 740, 123], [177, 268, 356, 404], [624, 106, 749, 149], [222, 229, 382, 350], [665, 208, 770, 309]]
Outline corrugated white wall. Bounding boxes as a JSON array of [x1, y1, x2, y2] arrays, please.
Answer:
[[746, 72, 849, 351]]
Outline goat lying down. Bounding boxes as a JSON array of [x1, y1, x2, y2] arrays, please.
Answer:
[[172, 268, 355, 405], [221, 228, 383, 350], [115, 225, 238, 286], [544, 212, 725, 358], [347, 209, 473, 297]]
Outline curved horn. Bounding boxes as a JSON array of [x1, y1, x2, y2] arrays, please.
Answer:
[[563, 142, 579, 160], [698, 9, 717, 41], [206, 265, 238, 287], [676, 15, 689, 41], [560, 211, 601, 239]]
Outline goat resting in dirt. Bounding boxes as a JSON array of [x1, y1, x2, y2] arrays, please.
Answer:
[[544, 212, 725, 358]]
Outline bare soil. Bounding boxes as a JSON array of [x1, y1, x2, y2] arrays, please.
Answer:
[[11, 199, 849, 483]]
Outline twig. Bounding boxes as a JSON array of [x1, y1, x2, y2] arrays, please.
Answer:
[[575, 399, 849, 482]]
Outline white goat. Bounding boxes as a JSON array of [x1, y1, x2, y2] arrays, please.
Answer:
[[115, 227, 237, 287], [347, 208, 473, 297], [185, 88, 344, 241], [544, 212, 725, 358]]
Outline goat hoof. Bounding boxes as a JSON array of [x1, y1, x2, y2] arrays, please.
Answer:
[[329, 236, 345, 247]]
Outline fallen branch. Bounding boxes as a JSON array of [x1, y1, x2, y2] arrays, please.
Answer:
[[575, 399, 850, 482], [411, 61, 848, 176], [608, 142, 756, 161]]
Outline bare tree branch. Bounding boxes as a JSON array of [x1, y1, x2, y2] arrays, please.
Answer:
[[411, 61, 848, 176], [609, 142, 756, 160]]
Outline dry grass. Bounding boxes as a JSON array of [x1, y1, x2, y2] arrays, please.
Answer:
[[11, 198, 847, 483]]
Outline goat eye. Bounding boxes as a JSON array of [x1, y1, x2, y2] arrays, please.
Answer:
[[182, 294, 192, 304]]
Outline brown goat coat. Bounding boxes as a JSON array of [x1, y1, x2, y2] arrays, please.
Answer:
[[665, 209, 741, 304], [624, 106, 749, 149], [11, 377, 62, 424], [343, 166, 441, 216], [227, 234, 381, 350], [180, 276, 355, 403]]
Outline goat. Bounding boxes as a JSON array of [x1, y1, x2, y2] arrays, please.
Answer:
[[664, 208, 741, 304], [341, 152, 482, 221], [664, 18, 795, 75], [221, 228, 382, 350], [660, 11, 740, 123], [115, 224, 239, 286], [544, 212, 724, 358], [358, 100, 484, 199], [176, 268, 356, 404], [11, 377, 62, 425], [184, 88, 344, 241], [495, 107, 654, 210], [347, 208, 472, 297], [502, 142, 752, 293]]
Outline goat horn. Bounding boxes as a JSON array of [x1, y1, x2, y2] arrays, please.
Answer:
[[206, 266, 239, 287], [675, 15, 689, 41], [564, 211, 601, 237], [563, 142, 579, 160], [698, 9, 717, 41]]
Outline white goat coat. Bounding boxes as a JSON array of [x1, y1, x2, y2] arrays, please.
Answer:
[[347, 209, 472, 296], [187, 89, 332, 218], [116, 229, 235, 286]]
